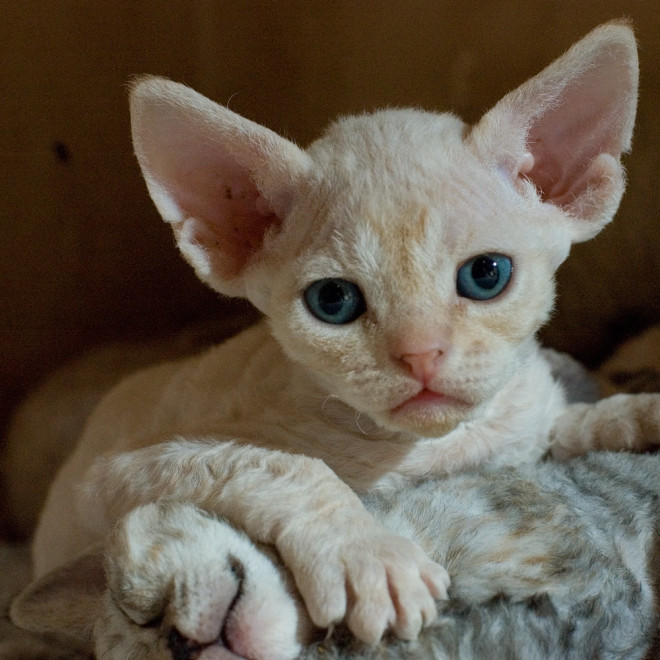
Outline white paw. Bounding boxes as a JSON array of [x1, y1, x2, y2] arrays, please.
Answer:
[[99, 503, 311, 660], [277, 519, 450, 644]]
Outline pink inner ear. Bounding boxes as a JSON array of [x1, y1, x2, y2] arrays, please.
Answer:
[[523, 42, 635, 212], [132, 78, 311, 294], [144, 113, 284, 281], [170, 153, 281, 280]]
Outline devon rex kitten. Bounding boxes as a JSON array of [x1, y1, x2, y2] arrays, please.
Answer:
[[21, 19, 659, 655]]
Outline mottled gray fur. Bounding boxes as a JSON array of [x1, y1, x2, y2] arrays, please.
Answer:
[[301, 452, 660, 659]]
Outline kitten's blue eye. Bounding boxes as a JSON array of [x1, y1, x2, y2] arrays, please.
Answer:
[[304, 279, 366, 324], [456, 253, 513, 301]]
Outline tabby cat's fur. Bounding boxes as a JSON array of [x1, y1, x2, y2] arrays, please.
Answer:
[[302, 450, 660, 659]]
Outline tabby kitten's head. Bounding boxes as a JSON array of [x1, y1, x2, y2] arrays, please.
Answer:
[[130, 22, 637, 437]]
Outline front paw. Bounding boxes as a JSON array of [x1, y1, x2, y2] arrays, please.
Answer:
[[277, 521, 449, 644], [551, 393, 660, 460], [100, 503, 310, 660]]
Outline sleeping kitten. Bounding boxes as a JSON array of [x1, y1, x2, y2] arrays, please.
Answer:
[[19, 20, 660, 654]]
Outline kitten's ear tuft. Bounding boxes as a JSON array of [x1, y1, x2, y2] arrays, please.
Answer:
[[470, 21, 638, 243], [130, 77, 310, 297]]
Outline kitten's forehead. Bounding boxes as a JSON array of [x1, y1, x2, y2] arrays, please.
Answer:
[[307, 109, 467, 184], [303, 109, 543, 260]]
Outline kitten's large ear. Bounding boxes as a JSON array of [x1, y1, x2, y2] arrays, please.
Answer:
[[469, 20, 638, 242], [10, 546, 105, 651], [130, 77, 310, 297]]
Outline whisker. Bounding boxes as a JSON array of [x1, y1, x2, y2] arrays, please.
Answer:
[[321, 394, 340, 413], [354, 411, 368, 435]]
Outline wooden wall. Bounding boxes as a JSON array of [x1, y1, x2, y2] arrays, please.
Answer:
[[1, 1, 659, 432]]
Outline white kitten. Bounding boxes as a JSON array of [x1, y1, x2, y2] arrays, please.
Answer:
[[29, 20, 648, 649]]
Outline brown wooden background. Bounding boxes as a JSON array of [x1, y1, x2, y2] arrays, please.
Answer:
[[1, 1, 659, 436]]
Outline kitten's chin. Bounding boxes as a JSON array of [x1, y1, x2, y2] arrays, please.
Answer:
[[387, 412, 467, 438], [386, 391, 472, 437]]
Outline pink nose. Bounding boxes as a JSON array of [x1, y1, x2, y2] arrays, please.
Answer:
[[399, 349, 444, 385]]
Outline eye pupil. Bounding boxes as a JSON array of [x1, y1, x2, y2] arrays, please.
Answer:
[[304, 279, 366, 324], [457, 253, 513, 301], [317, 281, 346, 315], [471, 256, 500, 289]]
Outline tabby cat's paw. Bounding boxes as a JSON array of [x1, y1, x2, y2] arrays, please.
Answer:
[[100, 503, 311, 660], [278, 520, 449, 644]]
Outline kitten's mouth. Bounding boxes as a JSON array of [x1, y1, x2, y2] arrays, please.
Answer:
[[388, 388, 473, 435], [391, 388, 469, 416]]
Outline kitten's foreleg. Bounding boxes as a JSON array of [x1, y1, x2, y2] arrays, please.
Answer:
[[80, 439, 449, 644], [550, 393, 660, 459]]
